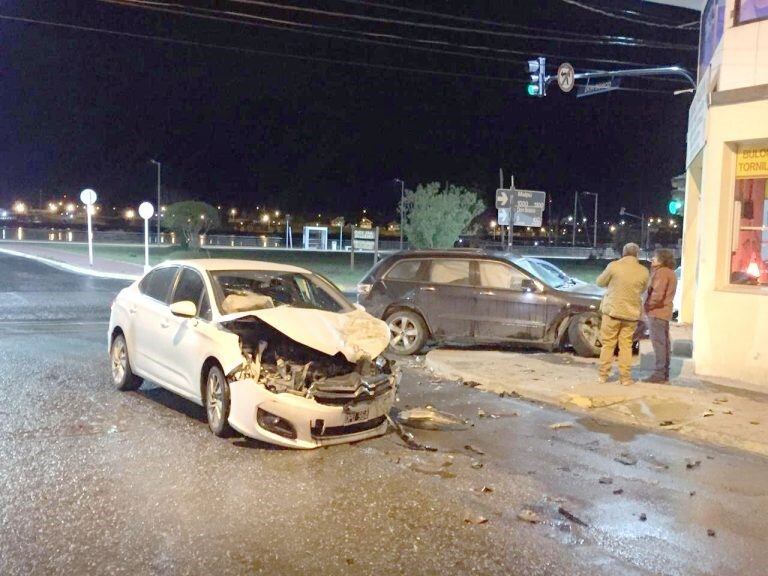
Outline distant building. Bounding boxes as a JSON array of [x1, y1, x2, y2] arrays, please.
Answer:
[[358, 217, 373, 229], [386, 221, 400, 232]]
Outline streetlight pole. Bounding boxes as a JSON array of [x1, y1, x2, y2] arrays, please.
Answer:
[[572, 191, 578, 247], [150, 159, 161, 243], [395, 179, 405, 250], [582, 191, 598, 248]]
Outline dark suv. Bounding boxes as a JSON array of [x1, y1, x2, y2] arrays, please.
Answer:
[[357, 250, 605, 357]]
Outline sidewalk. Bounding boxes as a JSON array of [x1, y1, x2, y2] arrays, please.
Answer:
[[0, 241, 143, 280], [425, 342, 768, 457]]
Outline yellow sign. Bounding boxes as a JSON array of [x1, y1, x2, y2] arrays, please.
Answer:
[[736, 147, 768, 180]]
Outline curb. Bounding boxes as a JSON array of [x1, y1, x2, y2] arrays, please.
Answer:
[[0, 247, 141, 281]]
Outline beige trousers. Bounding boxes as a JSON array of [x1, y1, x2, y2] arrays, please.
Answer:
[[598, 315, 636, 382]]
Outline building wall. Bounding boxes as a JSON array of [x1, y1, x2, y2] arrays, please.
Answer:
[[691, 99, 768, 387], [718, 1, 768, 90]]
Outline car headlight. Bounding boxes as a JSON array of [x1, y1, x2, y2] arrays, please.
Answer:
[[256, 408, 297, 439]]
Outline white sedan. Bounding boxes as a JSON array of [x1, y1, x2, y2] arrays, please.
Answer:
[[108, 259, 398, 448]]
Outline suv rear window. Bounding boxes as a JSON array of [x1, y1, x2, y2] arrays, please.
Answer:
[[139, 267, 179, 303]]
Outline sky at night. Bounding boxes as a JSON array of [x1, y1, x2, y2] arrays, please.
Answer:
[[0, 0, 699, 221]]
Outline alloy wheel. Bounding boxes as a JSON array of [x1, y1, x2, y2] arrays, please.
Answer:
[[111, 338, 127, 385], [388, 316, 419, 352], [206, 370, 224, 428]]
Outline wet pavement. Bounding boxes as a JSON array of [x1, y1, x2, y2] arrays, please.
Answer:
[[1, 253, 767, 575]]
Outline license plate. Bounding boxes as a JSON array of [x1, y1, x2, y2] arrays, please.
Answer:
[[344, 407, 369, 424]]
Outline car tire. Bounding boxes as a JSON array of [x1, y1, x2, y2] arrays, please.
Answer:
[[110, 333, 143, 391], [385, 309, 428, 355], [568, 312, 601, 358], [204, 364, 232, 437]]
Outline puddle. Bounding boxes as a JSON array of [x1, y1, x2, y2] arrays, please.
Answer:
[[577, 417, 642, 442]]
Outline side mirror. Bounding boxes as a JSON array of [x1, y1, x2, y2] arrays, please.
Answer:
[[170, 300, 197, 318], [521, 278, 540, 293]]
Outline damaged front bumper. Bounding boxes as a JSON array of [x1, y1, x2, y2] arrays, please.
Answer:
[[228, 371, 400, 449]]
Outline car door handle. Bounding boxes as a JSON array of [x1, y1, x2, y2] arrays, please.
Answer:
[[160, 320, 170, 328], [420, 286, 436, 292]]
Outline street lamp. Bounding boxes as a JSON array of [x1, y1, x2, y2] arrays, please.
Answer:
[[619, 207, 646, 253], [149, 159, 161, 243], [394, 179, 405, 250]]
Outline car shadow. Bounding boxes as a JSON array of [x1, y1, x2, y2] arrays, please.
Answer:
[[137, 385, 207, 423]]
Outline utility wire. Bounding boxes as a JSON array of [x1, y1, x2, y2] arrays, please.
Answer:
[[0, 12, 678, 94], [103, 0, 685, 72], [336, 0, 694, 46], [98, 0, 529, 65], [0, 13, 518, 82], [558, 0, 699, 30], [228, 0, 697, 50]]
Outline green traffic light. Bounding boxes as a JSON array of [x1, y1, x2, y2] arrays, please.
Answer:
[[527, 84, 539, 96], [668, 199, 683, 215]]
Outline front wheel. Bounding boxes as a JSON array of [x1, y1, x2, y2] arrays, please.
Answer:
[[110, 333, 143, 391], [385, 310, 428, 355], [568, 313, 602, 358], [205, 364, 232, 437]]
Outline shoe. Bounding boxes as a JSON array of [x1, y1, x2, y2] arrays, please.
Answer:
[[642, 376, 668, 384], [620, 379, 634, 386], [598, 377, 608, 384]]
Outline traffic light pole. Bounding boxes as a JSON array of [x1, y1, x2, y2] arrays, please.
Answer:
[[542, 65, 696, 92]]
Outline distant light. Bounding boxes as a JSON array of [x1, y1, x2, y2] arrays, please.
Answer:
[[669, 219, 675, 226], [261, 214, 270, 223], [12, 201, 26, 214], [125, 209, 136, 220], [490, 220, 497, 229], [609, 225, 617, 233], [65, 203, 75, 213], [200, 214, 206, 220], [48, 203, 57, 212], [620, 220, 626, 226], [582, 217, 587, 223], [230, 208, 237, 216], [274, 210, 280, 217], [567, 215, 573, 222]]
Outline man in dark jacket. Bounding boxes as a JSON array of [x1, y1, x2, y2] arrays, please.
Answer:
[[643, 249, 678, 383]]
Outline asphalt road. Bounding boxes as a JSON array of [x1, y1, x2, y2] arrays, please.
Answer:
[[1, 253, 767, 576]]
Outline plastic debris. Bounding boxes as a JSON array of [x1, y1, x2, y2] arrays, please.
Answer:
[[639, 513, 647, 522], [464, 516, 488, 525], [613, 488, 624, 495], [659, 420, 676, 427], [702, 409, 715, 417], [549, 422, 574, 430], [615, 452, 638, 466], [464, 444, 485, 456], [465, 380, 481, 388], [470, 460, 484, 470], [396, 407, 469, 431], [599, 476, 613, 485], [750, 421, 760, 425], [707, 529, 716, 537], [712, 397, 728, 404], [481, 486, 493, 494], [386, 414, 437, 452], [686, 459, 701, 470], [517, 509, 541, 523], [558, 507, 588, 527], [689, 491, 696, 496]]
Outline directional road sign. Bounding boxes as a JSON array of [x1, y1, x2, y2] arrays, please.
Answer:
[[511, 189, 546, 227], [495, 188, 512, 209], [557, 62, 575, 93]]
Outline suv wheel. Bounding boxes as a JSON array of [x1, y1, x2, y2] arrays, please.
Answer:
[[568, 312, 601, 358], [385, 310, 428, 355]]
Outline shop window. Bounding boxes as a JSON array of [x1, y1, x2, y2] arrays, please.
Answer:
[[731, 145, 768, 286]]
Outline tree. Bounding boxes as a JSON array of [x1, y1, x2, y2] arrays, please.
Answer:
[[400, 182, 485, 249], [162, 201, 220, 248]]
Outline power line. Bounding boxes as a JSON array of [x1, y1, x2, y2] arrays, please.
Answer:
[[336, 0, 696, 45], [99, 0, 529, 65], [0, 13, 519, 83], [228, 0, 697, 50], [102, 0, 686, 73], [558, 0, 699, 30]]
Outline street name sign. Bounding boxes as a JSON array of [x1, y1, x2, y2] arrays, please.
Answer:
[[577, 77, 620, 98]]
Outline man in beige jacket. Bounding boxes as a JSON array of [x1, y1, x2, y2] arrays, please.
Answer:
[[595, 243, 650, 385]]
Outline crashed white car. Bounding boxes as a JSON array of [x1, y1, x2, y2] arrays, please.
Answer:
[[108, 259, 398, 448]]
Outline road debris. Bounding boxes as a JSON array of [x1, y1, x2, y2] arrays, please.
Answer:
[[471, 486, 494, 494], [549, 422, 574, 430], [639, 513, 647, 522], [722, 409, 733, 415], [750, 421, 760, 425], [409, 464, 456, 479], [396, 407, 469, 431], [598, 476, 613, 485], [386, 414, 437, 452], [465, 380, 481, 388], [707, 529, 716, 537], [685, 459, 702, 470], [464, 444, 485, 456], [702, 409, 715, 417], [615, 452, 638, 466], [613, 488, 624, 495], [712, 397, 728, 404], [464, 516, 489, 525], [689, 491, 696, 496], [558, 507, 588, 527], [470, 460, 484, 470], [517, 509, 541, 523], [659, 420, 676, 427]]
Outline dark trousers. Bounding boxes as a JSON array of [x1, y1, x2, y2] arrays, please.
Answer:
[[648, 317, 671, 380]]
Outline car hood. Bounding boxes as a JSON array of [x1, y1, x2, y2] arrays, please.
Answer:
[[218, 306, 391, 362], [557, 282, 605, 298]]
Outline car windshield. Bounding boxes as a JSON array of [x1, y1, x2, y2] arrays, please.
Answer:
[[512, 258, 573, 289], [210, 270, 353, 315]]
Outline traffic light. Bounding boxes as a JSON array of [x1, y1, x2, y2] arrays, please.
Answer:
[[668, 198, 683, 215], [527, 57, 546, 97]]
